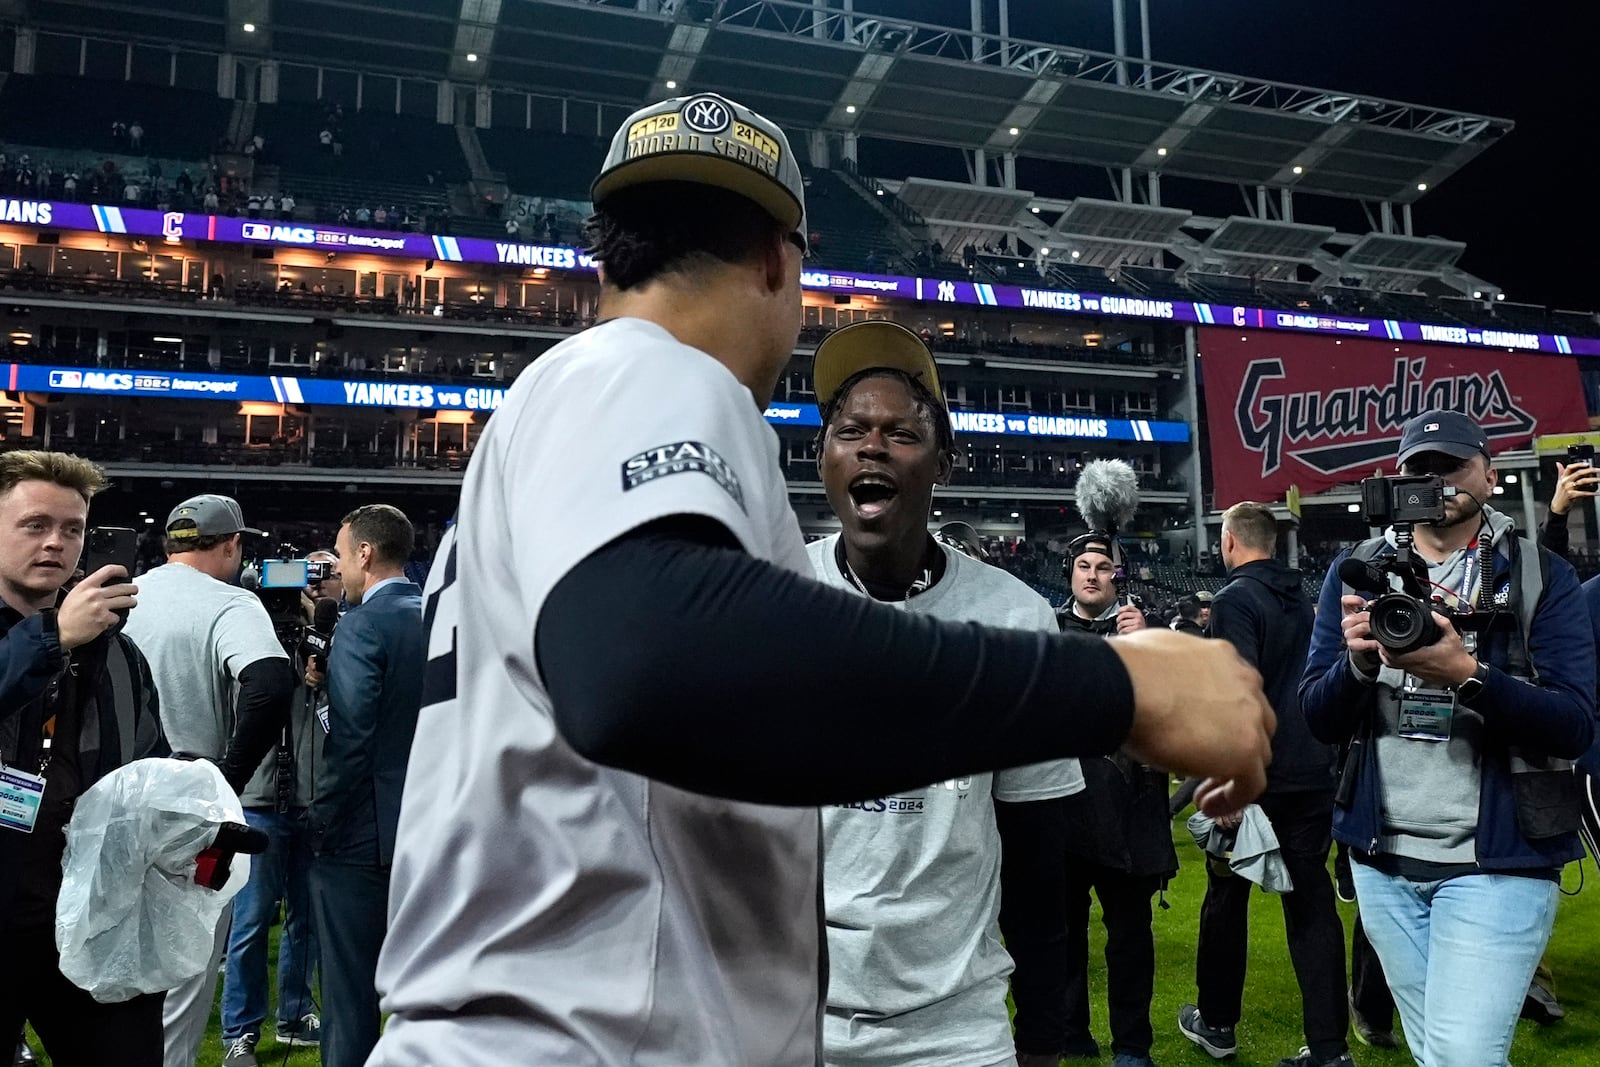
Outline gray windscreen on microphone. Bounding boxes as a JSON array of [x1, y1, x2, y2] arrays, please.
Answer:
[[1075, 459, 1141, 535]]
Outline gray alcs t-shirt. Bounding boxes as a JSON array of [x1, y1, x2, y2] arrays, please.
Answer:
[[123, 561, 288, 761], [810, 535, 1084, 1067]]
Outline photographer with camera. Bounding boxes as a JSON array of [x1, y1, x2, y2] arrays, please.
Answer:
[[0, 450, 165, 1065], [1004, 513, 1176, 1067], [122, 494, 296, 1067], [1301, 410, 1596, 1067], [216, 547, 340, 1065]]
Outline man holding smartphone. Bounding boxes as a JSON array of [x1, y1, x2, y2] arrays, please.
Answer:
[[0, 450, 164, 1065], [1540, 444, 1600, 560]]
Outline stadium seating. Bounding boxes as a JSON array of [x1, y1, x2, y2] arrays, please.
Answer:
[[0, 74, 231, 159], [478, 129, 607, 202]]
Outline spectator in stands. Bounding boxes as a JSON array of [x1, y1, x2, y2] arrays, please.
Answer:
[[356, 205, 371, 225], [176, 169, 193, 199], [204, 186, 220, 213], [62, 171, 78, 200], [338, 206, 352, 224], [111, 120, 127, 148], [320, 128, 335, 152], [123, 178, 140, 203], [129, 121, 144, 150], [280, 192, 296, 220], [504, 217, 520, 237], [248, 193, 263, 219]]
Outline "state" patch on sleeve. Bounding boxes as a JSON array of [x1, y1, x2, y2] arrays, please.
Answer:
[[620, 440, 746, 511]]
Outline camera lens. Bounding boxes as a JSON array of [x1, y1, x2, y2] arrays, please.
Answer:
[[1369, 592, 1441, 655]]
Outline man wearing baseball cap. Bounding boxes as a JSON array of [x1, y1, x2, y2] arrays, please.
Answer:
[[123, 494, 295, 1067], [1300, 409, 1596, 1066], [370, 93, 1275, 1066]]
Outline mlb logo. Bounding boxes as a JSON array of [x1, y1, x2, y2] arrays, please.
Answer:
[[48, 371, 83, 388], [241, 222, 271, 240]]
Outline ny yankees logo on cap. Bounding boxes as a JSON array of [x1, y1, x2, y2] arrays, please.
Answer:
[[681, 96, 732, 134]]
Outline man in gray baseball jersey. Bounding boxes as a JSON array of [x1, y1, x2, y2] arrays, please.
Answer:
[[370, 92, 1275, 1067]]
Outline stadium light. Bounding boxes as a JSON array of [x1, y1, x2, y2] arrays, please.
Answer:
[[933, 510, 942, 517], [1070, 250, 1080, 259], [1010, 512, 1020, 519], [1473, 290, 1483, 299], [665, 80, 677, 89], [846, 104, 857, 114], [1492, 485, 1505, 495], [467, 53, 478, 62], [1292, 165, 1304, 175], [1347, 504, 1361, 513], [1031, 206, 1040, 213], [1040, 247, 1049, 255], [1157, 147, 1168, 156], [1496, 293, 1506, 301], [1505, 474, 1519, 484], [242, 22, 256, 32], [1008, 126, 1019, 135], [1416, 182, 1428, 191]]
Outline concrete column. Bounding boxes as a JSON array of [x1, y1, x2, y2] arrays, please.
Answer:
[[1184, 326, 1206, 561]]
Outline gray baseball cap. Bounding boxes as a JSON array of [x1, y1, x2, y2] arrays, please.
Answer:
[[165, 494, 266, 540], [592, 92, 808, 251]]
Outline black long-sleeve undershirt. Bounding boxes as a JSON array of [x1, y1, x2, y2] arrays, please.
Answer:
[[536, 520, 1135, 806], [217, 657, 297, 793]]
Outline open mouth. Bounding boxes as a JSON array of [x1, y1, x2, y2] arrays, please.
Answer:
[[848, 473, 899, 520]]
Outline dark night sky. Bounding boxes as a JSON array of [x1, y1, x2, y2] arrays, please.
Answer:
[[844, 0, 1597, 311]]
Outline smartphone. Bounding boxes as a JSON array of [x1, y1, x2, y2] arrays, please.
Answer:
[[81, 526, 139, 579], [1568, 443, 1595, 467]]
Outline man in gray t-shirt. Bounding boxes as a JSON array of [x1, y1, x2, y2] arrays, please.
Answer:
[[122, 494, 296, 1067], [810, 322, 1083, 1067]]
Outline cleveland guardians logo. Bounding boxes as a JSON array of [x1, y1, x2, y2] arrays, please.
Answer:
[[680, 96, 732, 134], [1234, 356, 1536, 477]]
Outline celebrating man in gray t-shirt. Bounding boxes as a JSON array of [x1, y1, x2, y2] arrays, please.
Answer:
[[810, 321, 1083, 1067]]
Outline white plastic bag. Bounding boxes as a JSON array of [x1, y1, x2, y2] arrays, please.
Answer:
[[55, 757, 250, 1003]]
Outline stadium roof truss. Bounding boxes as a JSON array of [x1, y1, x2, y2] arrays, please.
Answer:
[[26, 0, 1513, 206], [1333, 232, 1471, 294], [895, 177, 1035, 258], [1180, 216, 1339, 282], [1036, 198, 1193, 270]]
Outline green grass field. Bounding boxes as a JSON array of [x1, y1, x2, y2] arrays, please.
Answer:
[[27, 825, 1600, 1065]]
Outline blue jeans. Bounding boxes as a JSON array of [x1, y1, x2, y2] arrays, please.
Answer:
[[1351, 863, 1557, 1067], [221, 807, 319, 1040]]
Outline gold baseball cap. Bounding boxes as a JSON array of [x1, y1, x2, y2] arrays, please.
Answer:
[[813, 320, 945, 409], [592, 92, 808, 250]]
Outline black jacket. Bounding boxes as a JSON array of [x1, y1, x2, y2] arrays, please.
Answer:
[[1208, 559, 1333, 795], [1056, 606, 1180, 877], [1, 600, 166, 919]]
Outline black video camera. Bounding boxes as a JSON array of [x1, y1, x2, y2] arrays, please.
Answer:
[[1342, 474, 1481, 655]]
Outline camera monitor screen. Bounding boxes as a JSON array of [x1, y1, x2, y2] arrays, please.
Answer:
[[260, 560, 309, 589]]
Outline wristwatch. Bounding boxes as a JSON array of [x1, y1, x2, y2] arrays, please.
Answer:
[[1455, 661, 1489, 703]]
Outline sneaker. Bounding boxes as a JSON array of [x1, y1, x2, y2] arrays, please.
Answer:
[[1178, 1005, 1237, 1060], [14, 1041, 36, 1067], [222, 1034, 259, 1067], [1349, 991, 1397, 1049], [276, 1012, 323, 1047], [1334, 855, 1356, 903], [1112, 1055, 1158, 1067], [1274, 1049, 1354, 1067], [1061, 1032, 1101, 1059], [1522, 981, 1565, 1025]]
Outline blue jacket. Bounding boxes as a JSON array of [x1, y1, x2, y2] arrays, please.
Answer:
[[308, 580, 425, 866], [1300, 538, 1596, 870]]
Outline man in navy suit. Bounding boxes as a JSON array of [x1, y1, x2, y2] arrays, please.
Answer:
[[306, 504, 425, 1067]]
